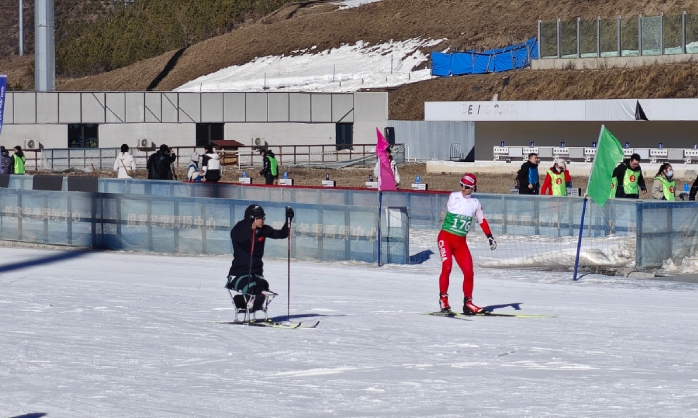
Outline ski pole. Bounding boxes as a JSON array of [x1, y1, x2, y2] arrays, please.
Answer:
[[246, 226, 256, 322], [287, 213, 292, 322]]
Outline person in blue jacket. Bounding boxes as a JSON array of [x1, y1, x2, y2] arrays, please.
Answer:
[[516, 153, 540, 195]]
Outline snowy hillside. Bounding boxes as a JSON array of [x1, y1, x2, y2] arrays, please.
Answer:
[[175, 38, 442, 92]]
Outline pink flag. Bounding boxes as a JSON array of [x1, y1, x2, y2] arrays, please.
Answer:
[[376, 128, 396, 191]]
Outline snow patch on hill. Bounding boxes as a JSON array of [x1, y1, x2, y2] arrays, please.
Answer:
[[176, 38, 443, 93], [334, 0, 384, 9]]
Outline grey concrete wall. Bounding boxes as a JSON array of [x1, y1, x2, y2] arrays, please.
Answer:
[[162, 93, 178, 123], [1, 91, 388, 150], [99, 123, 196, 149], [126, 93, 146, 123], [388, 121, 475, 161], [82, 93, 105, 124], [474, 121, 698, 160], [3, 124, 67, 149], [201, 93, 223, 123], [225, 123, 335, 146], [332, 94, 354, 123], [268, 93, 289, 122], [58, 93, 81, 124], [290, 93, 311, 122], [311, 94, 332, 122], [246, 93, 268, 122], [3, 92, 13, 124], [178, 93, 200, 123], [224, 93, 245, 122], [36, 92, 58, 124], [14, 93, 36, 124], [106, 93, 126, 123], [353, 92, 389, 145], [533, 53, 698, 70]]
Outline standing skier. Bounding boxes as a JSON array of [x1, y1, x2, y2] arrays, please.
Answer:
[[225, 204, 294, 312], [438, 174, 497, 314]]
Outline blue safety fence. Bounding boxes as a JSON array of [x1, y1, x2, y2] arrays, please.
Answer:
[[431, 38, 539, 77], [3, 175, 697, 269], [0, 187, 409, 264]]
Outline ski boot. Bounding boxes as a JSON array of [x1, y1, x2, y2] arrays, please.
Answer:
[[463, 297, 484, 315], [439, 293, 451, 312]]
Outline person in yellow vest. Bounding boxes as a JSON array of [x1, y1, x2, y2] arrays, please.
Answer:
[[259, 148, 279, 185], [651, 163, 676, 201], [610, 177, 618, 199], [12, 145, 26, 175], [612, 153, 646, 199], [540, 158, 572, 196]]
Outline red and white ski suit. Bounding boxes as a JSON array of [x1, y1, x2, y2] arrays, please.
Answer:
[[438, 192, 492, 299]]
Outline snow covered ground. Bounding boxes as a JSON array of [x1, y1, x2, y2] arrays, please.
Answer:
[[333, 0, 384, 9], [176, 38, 442, 93], [2, 245, 698, 417]]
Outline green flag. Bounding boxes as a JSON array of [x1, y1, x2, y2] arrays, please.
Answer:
[[587, 126, 624, 207]]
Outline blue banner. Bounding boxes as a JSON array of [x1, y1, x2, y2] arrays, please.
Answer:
[[0, 75, 6, 140]]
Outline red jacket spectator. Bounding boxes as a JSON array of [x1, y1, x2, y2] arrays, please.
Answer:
[[541, 159, 572, 196]]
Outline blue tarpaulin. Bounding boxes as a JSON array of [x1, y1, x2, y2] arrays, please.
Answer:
[[430, 52, 452, 77], [431, 38, 538, 77]]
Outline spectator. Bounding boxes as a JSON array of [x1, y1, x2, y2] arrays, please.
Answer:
[[186, 152, 202, 182], [146, 144, 177, 180], [113, 144, 137, 179], [201, 145, 221, 183], [12, 146, 26, 175], [541, 157, 572, 196], [389, 154, 400, 188], [259, 148, 278, 185], [612, 153, 646, 199], [0, 146, 12, 174], [516, 153, 539, 195], [651, 162, 676, 201]]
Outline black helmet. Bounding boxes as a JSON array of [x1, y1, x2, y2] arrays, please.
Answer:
[[244, 204, 265, 221]]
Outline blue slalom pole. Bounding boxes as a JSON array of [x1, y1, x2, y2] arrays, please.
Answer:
[[377, 190, 382, 267], [572, 197, 588, 281]]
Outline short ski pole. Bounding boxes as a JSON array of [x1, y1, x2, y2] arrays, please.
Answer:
[[246, 226, 256, 322]]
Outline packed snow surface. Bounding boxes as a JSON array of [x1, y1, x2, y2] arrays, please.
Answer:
[[2, 246, 698, 417], [176, 39, 442, 93]]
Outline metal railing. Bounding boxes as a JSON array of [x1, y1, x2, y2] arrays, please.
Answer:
[[538, 12, 698, 59], [14, 143, 404, 172]]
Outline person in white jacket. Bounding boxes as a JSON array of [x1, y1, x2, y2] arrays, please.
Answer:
[[186, 152, 202, 182], [201, 145, 222, 182], [114, 144, 137, 179], [373, 153, 400, 188]]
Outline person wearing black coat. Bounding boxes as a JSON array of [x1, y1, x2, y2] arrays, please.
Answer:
[[147, 144, 177, 180], [516, 153, 540, 195], [225, 204, 294, 300]]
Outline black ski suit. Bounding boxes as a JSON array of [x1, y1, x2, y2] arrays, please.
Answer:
[[227, 217, 289, 280]]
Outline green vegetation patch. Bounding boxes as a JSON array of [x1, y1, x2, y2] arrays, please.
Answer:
[[56, 0, 296, 77]]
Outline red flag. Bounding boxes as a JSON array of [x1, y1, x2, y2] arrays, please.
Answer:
[[376, 128, 396, 191]]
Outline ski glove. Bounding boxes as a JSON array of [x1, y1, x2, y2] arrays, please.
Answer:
[[285, 206, 295, 221], [487, 234, 497, 250]]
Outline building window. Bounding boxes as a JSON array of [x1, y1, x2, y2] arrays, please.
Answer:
[[336, 123, 353, 151], [196, 123, 224, 147], [68, 124, 99, 148]]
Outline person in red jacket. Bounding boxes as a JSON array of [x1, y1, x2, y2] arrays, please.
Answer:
[[540, 158, 572, 196]]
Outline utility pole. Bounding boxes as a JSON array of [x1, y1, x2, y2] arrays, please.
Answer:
[[19, 0, 24, 56]]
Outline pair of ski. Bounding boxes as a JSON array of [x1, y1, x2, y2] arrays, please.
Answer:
[[423, 310, 556, 319], [214, 319, 320, 329]]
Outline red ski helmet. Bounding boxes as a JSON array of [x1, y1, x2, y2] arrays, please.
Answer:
[[460, 173, 477, 188]]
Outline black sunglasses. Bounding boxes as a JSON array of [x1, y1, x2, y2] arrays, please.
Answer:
[[461, 184, 473, 190]]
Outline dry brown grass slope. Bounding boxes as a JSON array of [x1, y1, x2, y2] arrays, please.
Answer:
[[53, 0, 698, 92]]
